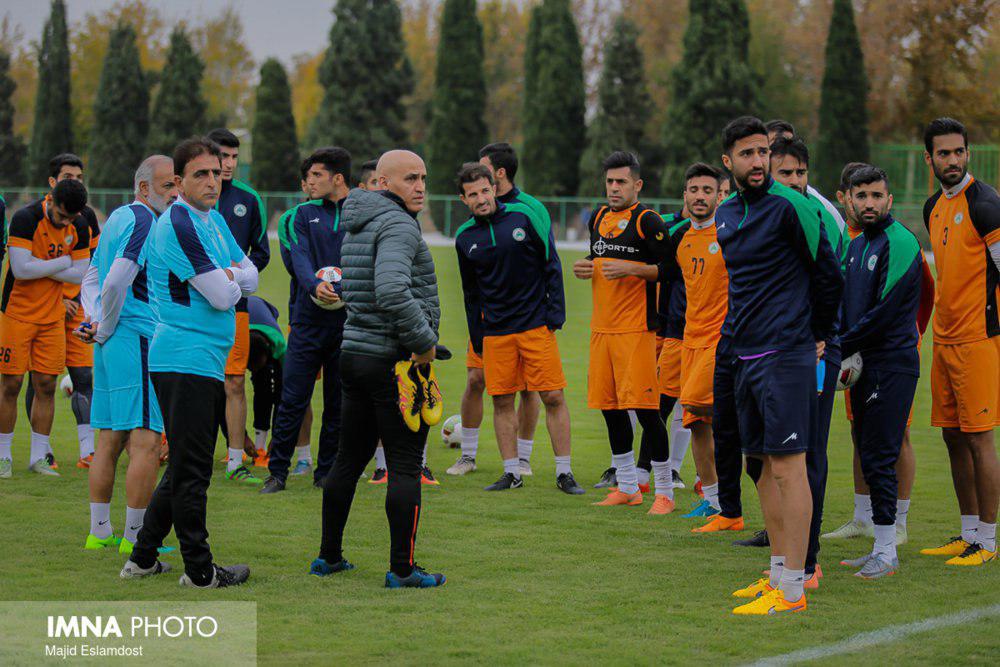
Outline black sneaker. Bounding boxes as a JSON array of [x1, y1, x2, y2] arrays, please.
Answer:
[[732, 529, 769, 548], [671, 469, 686, 489], [369, 468, 387, 483], [259, 476, 286, 494], [420, 466, 440, 485], [556, 472, 585, 495], [180, 563, 250, 588], [484, 472, 523, 491], [594, 467, 617, 489]]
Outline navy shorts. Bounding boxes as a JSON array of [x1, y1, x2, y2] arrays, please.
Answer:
[[735, 348, 816, 456]]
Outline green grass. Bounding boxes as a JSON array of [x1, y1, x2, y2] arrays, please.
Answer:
[[1, 242, 999, 665]]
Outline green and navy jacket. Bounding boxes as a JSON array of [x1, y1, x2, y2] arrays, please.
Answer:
[[805, 189, 847, 366], [657, 211, 687, 340], [285, 197, 347, 328], [277, 203, 303, 319], [247, 295, 286, 360], [841, 214, 922, 375], [455, 201, 565, 354], [716, 176, 844, 357], [216, 178, 270, 311]]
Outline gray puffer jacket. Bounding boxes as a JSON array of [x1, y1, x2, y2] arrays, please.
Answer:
[[340, 188, 440, 359]]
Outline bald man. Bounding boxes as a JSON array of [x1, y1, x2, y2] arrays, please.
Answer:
[[312, 150, 446, 588]]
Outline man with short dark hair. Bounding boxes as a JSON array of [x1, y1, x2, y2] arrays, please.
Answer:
[[573, 151, 675, 513], [921, 117, 1000, 565], [0, 179, 91, 479], [260, 147, 353, 494], [454, 162, 581, 494], [205, 128, 270, 478], [122, 136, 258, 587], [765, 120, 845, 230], [358, 159, 379, 190]]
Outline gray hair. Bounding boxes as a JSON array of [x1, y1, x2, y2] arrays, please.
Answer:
[[134, 155, 172, 195]]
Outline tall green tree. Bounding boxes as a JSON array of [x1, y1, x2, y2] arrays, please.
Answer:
[[147, 27, 206, 155], [25, 0, 72, 184], [521, 0, 585, 196], [307, 0, 413, 161], [427, 0, 487, 195], [660, 0, 759, 195], [88, 23, 149, 188], [0, 50, 25, 186], [815, 0, 869, 195], [578, 15, 652, 197], [251, 58, 299, 191]]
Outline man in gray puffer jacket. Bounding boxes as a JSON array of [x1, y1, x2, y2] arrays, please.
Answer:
[[312, 150, 446, 589]]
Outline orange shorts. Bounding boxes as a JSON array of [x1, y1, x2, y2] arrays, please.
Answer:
[[483, 325, 565, 396], [225, 311, 250, 376], [680, 342, 716, 427], [656, 337, 683, 398], [466, 341, 484, 370], [589, 330, 659, 410], [656, 335, 665, 358], [64, 307, 93, 368], [931, 338, 1000, 433], [0, 315, 65, 376]]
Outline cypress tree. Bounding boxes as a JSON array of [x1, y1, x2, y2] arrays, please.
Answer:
[[521, 0, 585, 196], [251, 58, 300, 191], [660, 0, 759, 195], [25, 0, 72, 184], [427, 0, 487, 195], [578, 15, 651, 197], [148, 27, 206, 155], [816, 0, 869, 196], [0, 50, 25, 186], [88, 23, 150, 188], [307, 0, 413, 160]]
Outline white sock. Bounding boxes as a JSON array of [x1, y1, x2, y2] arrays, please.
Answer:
[[780, 568, 805, 603], [769, 555, 785, 589], [124, 506, 145, 544], [90, 502, 112, 539], [502, 457, 521, 478], [295, 444, 312, 464], [853, 493, 873, 525], [460, 427, 479, 459], [977, 521, 996, 552], [226, 448, 243, 473], [896, 499, 910, 529], [636, 466, 650, 486], [373, 446, 385, 470], [0, 431, 12, 459], [421, 443, 428, 467], [612, 451, 638, 495], [651, 460, 673, 500], [873, 523, 897, 562], [961, 514, 979, 544], [702, 483, 720, 510], [516, 438, 533, 462], [668, 404, 690, 471], [29, 431, 49, 466], [554, 455, 571, 476], [77, 424, 94, 458], [254, 429, 268, 451]]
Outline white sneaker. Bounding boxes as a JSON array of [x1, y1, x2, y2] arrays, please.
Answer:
[[120, 559, 172, 579], [446, 455, 476, 476], [0, 457, 11, 479], [895, 523, 908, 545], [519, 458, 533, 476], [28, 458, 60, 476], [822, 518, 874, 539]]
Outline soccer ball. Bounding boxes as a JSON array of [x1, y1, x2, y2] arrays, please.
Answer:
[[837, 352, 863, 391], [59, 374, 74, 396], [441, 415, 463, 448], [310, 266, 345, 310]]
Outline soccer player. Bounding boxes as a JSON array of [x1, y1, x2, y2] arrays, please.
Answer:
[[765, 119, 846, 231], [77, 155, 176, 553], [0, 179, 91, 478], [121, 136, 257, 587], [719, 117, 842, 615], [572, 151, 675, 514], [921, 117, 1000, 565], [454, 162, 582, 494], [358, 159, 379, 190], [260, 147, 352, 494], [446, 142, 543, 477], [837, 166, 923, 578], [205, 128, 270, 476]]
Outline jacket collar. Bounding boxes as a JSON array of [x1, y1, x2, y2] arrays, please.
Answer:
[[739, 175, 773, 205], [378, 190, 419, 221], [861, 213, 894, 238]]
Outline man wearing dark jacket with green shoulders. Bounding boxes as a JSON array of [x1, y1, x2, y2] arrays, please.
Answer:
[[312, 150, 446, 589]]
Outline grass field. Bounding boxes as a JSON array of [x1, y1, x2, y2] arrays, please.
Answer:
[[1, 241, 999, 665]]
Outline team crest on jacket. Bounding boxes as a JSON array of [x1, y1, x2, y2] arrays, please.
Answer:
[[513, 228, 526, 242], [867, 254, 878, 270], [234, 204, 247, 217]]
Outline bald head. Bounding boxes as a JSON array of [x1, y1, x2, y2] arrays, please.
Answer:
[[377, 150, 427, 213], [135, 154, 177, 214]]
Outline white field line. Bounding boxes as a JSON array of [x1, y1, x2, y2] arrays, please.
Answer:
[[745, 602, 1000, 666]]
